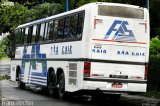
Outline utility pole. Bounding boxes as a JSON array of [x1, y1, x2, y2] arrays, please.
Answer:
[[66, 0, 69, 12], [146, 0, 149, 10]]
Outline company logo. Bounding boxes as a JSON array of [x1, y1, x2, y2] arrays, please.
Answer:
[[21, 44, 47, 76], [104, 20, 136, 42]]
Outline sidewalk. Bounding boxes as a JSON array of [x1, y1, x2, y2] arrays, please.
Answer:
[[0, 60, 11, 65], [0, 60, 11, 76]]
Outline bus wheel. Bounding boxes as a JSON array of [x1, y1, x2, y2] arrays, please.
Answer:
[[57, 73, 65, 99], [48, 71, 57, 97], [17, 70, 25, 89]]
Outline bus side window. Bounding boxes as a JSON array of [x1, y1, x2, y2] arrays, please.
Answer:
[[27, 26, 33, 44], [53, 20, 58, 40], [36, 24, 41, 43], [18, 29, 21, 45], [57, 18, 64, 40], [39, 23, 45, 42], [44, 22, 49, 41], [69, 14, 78, 39], [21, 28, 25, 44], [32, 25, 37, 43], [15, 30, 19, 45], [77, 12, 84, 39], [47, 21, 54, 41], [64, 16, 70, 39], [24, 27, 28, 44]]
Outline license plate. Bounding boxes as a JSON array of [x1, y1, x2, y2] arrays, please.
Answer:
[[112, 83, 123, 88]]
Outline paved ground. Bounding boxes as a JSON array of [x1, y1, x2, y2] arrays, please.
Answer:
[[0, 80, 160, 106], [0, 60, 11, 75]]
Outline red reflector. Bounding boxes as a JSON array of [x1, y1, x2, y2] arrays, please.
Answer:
[[84, 62, 91, 77], [145, 65, 148, 80], [136, 76, 142, 79], [92, 74, 98, 76]]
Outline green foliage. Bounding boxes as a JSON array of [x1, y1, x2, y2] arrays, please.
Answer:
[[155, 27, 160, 36], [150, 0, 160, 38], [30, 3, 63, 20], [148, 55, 160, 92], [0, 2, 63, 58], [76, 0, 97, 8], [1, 0, 9, 3], [143, 91, 160, 99], [0, 3, 29, 33], [0, 36, 10, 58], [58, 0, 146, 11], [0, 75, 10, 80], [0, 2, 62, 33], [150, 36, 160, 55], [148, 36, 160, 92], [9, 0, 41, 7], [0, 42, 6, 57]]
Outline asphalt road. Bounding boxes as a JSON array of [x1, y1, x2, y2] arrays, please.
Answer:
[[0, 80, 160, 106]]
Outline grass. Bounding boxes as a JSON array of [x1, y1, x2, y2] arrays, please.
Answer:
[[143, 91, 160, 99], [0, 57, 11, 60], [0, 75, 10, 80]]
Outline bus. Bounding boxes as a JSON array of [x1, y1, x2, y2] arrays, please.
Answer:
[[10, 2, 150, 100]]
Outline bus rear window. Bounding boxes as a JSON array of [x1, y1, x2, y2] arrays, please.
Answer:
[[98, 5, 144, 19]]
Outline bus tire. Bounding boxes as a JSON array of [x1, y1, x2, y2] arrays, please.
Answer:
[[57, 73, 66, 99], [48, 71, 58, 97], [17, 69, 25, 89]]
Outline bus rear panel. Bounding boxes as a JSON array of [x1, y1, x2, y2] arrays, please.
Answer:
[[83, 3, 149, 93]]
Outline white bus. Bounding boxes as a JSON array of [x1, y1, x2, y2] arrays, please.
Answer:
[[10, 2, 149, 100]]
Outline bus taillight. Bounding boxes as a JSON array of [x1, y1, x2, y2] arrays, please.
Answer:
[[84, 62, 91, 77], [145, 65, 148, 80]]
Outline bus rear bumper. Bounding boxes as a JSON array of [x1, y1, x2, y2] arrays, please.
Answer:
[[83, 78, 147, 93]]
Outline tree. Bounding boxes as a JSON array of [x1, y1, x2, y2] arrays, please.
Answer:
[[0, 3, 29, 33], [0, 36, 10, 58], [0, 2, 63, 34], [0, 2, 63, 58], [30, 2, 63, 20], [150, 36, 160, 55], [150, 0, 160, 38]]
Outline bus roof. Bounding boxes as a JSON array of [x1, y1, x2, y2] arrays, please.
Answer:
[[16, 2, 146, 29]]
